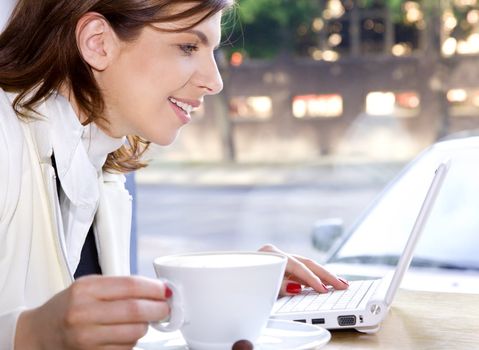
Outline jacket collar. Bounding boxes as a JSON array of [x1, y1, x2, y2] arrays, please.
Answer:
[[38, 93, 124, 207]]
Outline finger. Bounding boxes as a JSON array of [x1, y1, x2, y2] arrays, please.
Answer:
[[98, 323, 149, 346], [75, 276, 172, 301], [260, 244, 328, 293], [284, 256, 329, 293], [78, 323, 149, 347], [279, 279, 303, 297], [283, 273, 307, 286], [293, 255, 349, 290], [81, 299, 170, 325], [258, 243, 283, 254]]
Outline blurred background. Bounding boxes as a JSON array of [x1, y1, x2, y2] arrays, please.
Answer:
[[146, 0, 479, 164], [136, 0, 479, 277], [2, 0, 479, 279]]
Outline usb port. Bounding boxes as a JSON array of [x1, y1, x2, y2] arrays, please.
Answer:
[[294, 319, 306, 323], [312, 318, 325, 325]]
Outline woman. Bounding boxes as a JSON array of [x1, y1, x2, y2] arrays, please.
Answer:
[[0, 1, 349, 349]]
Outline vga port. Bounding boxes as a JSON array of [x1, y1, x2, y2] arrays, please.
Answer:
[[338, 315, 357, 326]]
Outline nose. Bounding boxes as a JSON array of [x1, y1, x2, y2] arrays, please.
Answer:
[[195, 53, 224, 95]]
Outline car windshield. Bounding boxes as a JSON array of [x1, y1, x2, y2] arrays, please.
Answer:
[[331, 138, 479, 271]]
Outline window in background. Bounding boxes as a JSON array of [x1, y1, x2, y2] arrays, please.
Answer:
[[447, 88, 479, 117], [366, 91, 420, 117], [441, 1, 479, 57], [229, 96, 273, 121], [361, 17, 386, 54], [320, 0, 353, 60], [328, 19, 351, 56], [393, 1, 424, 56], [308, 1, 426, 60], [292, 94, 343, 119]]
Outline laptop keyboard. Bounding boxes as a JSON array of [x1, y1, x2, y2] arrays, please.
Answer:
[[276, 280, 376, 313]]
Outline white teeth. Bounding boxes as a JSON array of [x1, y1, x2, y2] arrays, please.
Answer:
[[169, 97, 194, 114]]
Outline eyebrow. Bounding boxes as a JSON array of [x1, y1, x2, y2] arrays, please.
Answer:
[[184, 29, 220, 49]]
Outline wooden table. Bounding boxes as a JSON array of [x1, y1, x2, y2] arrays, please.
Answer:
[[325, 289, 479, 350]]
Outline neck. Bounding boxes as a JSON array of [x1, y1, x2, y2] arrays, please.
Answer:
[[57, 84, 89, 124], [57, 84, 121, 139]]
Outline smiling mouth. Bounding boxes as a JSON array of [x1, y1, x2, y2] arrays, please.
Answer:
[[168, 97, 195, 114]]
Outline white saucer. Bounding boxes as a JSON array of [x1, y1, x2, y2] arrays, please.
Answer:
[[135, 318, 331, 350]]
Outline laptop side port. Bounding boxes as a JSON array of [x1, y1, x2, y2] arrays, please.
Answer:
[[312, 318, 325, 325], [338, 315, 357, 326], [294, 319, 306, 323]]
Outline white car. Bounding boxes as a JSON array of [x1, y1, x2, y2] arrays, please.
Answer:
[[313, 136, 479, 293]]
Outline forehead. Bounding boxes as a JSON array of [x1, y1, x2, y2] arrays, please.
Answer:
[[153, 3, 223, 32], [147, 13, 223, 49]]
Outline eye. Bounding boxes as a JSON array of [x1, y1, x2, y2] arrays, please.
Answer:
[[179, 44, 199, 56]]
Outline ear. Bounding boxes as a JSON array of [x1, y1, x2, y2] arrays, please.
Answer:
[[76, 13, 119, 71]]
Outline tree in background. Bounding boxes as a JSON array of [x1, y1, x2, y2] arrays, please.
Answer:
[[225, 0, 479, 62], [227, 0, 409, 59], [227, 0, 322, 58]]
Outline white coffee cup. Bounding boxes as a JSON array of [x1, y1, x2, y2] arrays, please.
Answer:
[[152, 251, 287, 350]]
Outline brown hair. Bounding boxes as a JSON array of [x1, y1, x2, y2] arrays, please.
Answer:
[[0, 0, 234, 173]]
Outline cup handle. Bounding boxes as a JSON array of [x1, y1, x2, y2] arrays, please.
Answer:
[[150, 279, 184, 332]]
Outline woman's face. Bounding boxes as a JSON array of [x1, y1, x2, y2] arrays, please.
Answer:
[[95, 8, 224, 145]]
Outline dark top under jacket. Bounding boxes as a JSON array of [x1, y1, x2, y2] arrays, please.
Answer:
[[51, 154, 102, 279]]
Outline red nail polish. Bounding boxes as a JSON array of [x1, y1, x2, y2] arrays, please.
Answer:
[[321, 283, 328, 291], [286, 282, 302, 294], [165, 286, 173, 299], [338, 277, 349, 286]]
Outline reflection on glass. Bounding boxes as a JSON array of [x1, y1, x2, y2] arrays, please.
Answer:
[[229, 96, 273, 120], [293, 94, 343, 118], [447, 88, 479, 117], [366, 92, 395, 115], [366, 91, 420, 118]]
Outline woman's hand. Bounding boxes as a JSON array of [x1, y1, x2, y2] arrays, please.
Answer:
[[259, 244, 349, 297], [15, 275, 171, 350]]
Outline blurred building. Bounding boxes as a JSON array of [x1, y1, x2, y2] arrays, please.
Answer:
[[152, 0, 479, 163]]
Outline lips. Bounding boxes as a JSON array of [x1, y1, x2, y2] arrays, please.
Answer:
[[168, 99, 192, 124], [169, 97, 194, 114], [167, 97, 202, 125], [169, 97, 202, 109]]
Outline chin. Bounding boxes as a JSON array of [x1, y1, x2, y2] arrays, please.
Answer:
[[148, 130, 181, 146]]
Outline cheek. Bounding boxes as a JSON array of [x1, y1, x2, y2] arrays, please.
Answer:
[[107, 57, 166, 116], [129, 45, 193, 86], [100, 44, 197, 138], [122, 59, 195, 112]]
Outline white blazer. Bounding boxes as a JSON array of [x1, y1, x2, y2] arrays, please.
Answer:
[[0, 89, 132, 349]]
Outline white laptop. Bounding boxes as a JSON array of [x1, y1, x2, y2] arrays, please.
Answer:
[[271, 161, 450, 333]]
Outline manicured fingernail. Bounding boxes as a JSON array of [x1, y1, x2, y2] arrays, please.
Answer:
[[165, 286, 173, 299], [286, 282, 302, 294], [321, 283, 329, 291], [338, 277, 349, 286]]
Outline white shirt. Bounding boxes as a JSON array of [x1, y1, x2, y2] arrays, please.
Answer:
[[49, 93, 125, 274]]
